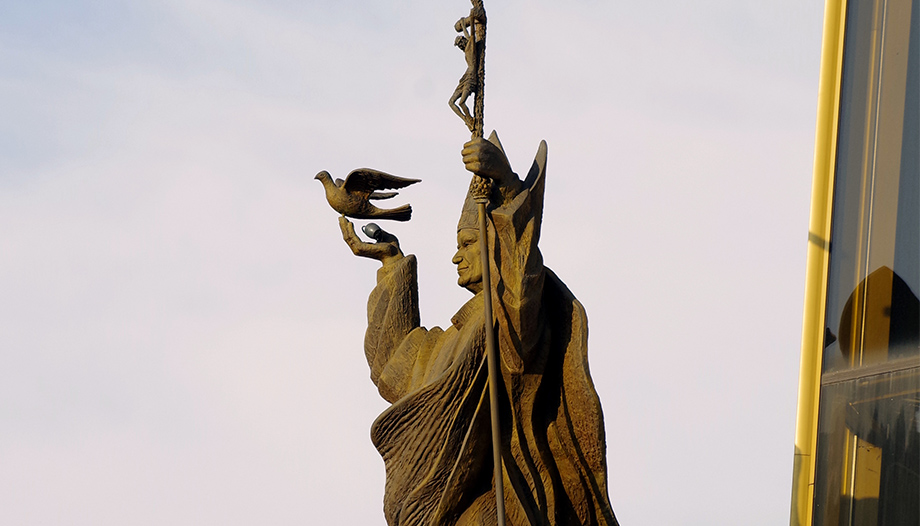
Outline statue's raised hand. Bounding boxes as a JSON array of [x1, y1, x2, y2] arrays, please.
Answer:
[[462, 137, 513, 183], [462, 135, 522, 204], [339, 216, 403, 266]]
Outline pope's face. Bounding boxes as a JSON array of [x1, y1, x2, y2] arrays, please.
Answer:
[[452, 228, 483, 293]]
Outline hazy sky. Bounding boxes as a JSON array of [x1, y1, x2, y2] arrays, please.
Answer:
[[1, 1, 825, 524]]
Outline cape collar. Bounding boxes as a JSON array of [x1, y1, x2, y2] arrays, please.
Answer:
[[451, 291, 483, 328]]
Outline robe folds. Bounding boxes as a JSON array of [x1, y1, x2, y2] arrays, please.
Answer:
[[363, 142, 618, 526]]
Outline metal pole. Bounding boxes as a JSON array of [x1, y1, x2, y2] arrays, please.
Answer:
[[462, 2, 504, 523], [476, 198, 506, 526], [472, 1, 486, 139]]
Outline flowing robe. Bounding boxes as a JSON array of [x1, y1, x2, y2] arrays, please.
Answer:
[[364, 143, 618, 526]]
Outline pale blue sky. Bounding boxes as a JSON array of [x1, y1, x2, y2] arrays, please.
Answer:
[[1, 1, 825, 524]]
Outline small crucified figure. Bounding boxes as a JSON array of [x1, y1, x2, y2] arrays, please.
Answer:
[[448, 32, 476, 131], [449, 3, 485, 132]]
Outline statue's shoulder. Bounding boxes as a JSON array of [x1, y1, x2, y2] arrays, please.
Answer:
[[543, 267, 586, 326]]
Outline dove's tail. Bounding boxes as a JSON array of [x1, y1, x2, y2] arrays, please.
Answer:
[[381, 204, 412, 222]]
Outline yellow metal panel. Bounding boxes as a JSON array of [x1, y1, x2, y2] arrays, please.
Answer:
[[790, 0, 849, 525]]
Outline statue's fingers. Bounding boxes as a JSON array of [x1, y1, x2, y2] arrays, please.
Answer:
[[461, 148, 478, 161], [461, 138, 484, 156], [338, 215, 353, 232], [340, 219, 366, 252], [339, 216, 356, 239]]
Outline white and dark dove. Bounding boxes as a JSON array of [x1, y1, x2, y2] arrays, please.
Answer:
[[315, 168, 421, 222]]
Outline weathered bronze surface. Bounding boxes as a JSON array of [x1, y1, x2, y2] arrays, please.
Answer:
[[333, 133, 618, 525], [316, 2, 618, 524]]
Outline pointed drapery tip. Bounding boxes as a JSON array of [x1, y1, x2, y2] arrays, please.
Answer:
[[487, 130, 503, 152]]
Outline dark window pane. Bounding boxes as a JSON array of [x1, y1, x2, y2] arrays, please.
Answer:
[[813, 1, 920, 524], [813, 367, 920, 526], [822, 0, 919, 374]]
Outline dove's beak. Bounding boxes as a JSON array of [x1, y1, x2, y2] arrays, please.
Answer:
[[314, 171, 328, 180]]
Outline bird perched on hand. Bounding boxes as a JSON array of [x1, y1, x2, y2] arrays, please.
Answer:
[[315, 168, 421, 222]]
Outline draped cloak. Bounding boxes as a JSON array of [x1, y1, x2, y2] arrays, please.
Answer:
[[363, 141, 618, 526]]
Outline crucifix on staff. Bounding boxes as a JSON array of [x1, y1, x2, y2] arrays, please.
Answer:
[[449, 0, 486, 136]]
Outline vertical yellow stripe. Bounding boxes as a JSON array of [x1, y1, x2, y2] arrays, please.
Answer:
[[790, 0, 849, 525]]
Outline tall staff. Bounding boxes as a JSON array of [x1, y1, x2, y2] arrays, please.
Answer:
[[449, 2, 505, 525]]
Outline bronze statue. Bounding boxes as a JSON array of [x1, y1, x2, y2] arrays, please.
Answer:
[[315, 2, 618, 524], [331, 133, 618, 526]]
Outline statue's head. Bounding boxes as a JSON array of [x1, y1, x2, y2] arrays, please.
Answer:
[[453, 228, 482, 293], [454, 35, 468, 49], [455, 177, 483, 293]]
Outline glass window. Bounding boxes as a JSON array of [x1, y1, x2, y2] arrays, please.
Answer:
[[813, 368, 919, 526], [812, 0, 919, 524]]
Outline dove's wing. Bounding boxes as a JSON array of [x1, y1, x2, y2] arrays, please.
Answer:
[[342, 168, 420, 194], [334, 178, 345, 187], [369, 191, 398, 200]]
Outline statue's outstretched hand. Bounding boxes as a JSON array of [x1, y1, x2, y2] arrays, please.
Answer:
[[339, 216, 404, 266]]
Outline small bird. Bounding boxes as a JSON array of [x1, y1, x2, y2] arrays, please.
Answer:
[[315, 168, 420, 221]]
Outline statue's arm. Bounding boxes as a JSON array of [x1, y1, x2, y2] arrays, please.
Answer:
[[364, 254, 430, 402], [454, 16, 471, 37], [339, 217, 429, 402]]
